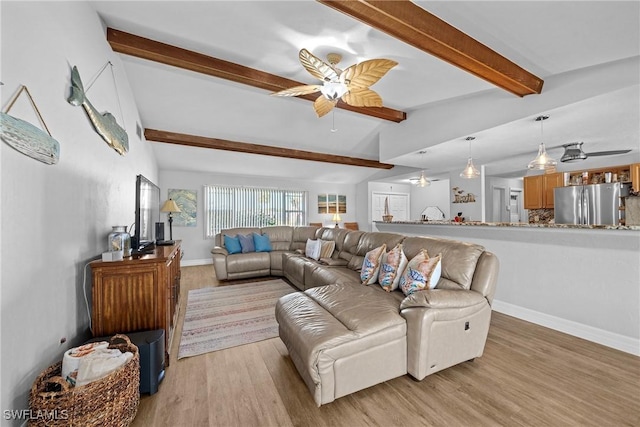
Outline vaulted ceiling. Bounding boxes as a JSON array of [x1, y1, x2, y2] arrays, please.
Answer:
[[91, 1, 640, 184]]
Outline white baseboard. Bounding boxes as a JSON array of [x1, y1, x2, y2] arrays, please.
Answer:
[[492, 300, 640, 356], [181, 258, 212, 267]]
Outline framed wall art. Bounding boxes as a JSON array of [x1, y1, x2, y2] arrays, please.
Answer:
[[168, 188, 197, 227]]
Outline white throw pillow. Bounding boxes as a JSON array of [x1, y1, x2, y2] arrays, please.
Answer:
[[305, 238, 322, 260]]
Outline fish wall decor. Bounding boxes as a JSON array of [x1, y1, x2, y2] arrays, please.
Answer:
[[0, 85, 60, 165], [67, 66, 129, 155]]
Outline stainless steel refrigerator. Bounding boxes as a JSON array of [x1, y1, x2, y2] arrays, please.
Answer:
[[554, 182, 630, 225]]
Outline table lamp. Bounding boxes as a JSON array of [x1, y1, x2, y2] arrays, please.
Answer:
[[160, 198, 181, 244], [332, 213, 342, 228]]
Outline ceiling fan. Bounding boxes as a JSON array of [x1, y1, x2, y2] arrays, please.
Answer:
[[272, 49, 397, 117], [560, 142, 632, 163]]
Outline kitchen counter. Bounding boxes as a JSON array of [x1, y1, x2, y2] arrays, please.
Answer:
[[374, 220, 640, 231]]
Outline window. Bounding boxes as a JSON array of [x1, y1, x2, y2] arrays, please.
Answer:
[[204, 185, 308, 237]]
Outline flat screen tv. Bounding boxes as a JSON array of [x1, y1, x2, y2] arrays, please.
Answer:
[[134, 174, 160, 251]]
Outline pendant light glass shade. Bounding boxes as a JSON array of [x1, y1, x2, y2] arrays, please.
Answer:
[[527, 142, 557, 170], [460, 157, 481, 178], [460, 136, 480, 179], [527, 115, 557, 170], [417, 170, 430, 187]]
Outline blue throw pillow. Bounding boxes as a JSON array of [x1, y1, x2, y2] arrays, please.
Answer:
[[253, 233, 272, 252], [224, 234, 242, 254], [238, 233, 255, 253]]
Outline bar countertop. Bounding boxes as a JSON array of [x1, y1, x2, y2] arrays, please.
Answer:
[[373, 220, 640, 231]]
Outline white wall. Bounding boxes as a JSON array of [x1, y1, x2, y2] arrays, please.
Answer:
[[449, 173, 483, 221], [410, 179, 451, 220], [1, 3, 157, 421], [158, 170, 357, 264]]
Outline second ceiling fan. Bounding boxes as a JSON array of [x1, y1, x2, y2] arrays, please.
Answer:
[[560, 142, 632, 163], [272, 49, 397, 117]]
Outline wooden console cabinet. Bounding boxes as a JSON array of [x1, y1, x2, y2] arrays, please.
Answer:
[[90, 241, 181, 365]]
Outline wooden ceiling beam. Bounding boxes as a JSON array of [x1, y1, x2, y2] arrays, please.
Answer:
[[107, 28, 406, 123], [318, 0, 543, 97], [144, 128, 395, 170]]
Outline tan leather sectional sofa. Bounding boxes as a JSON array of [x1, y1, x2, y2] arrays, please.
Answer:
[[211, 225, 499, 406]]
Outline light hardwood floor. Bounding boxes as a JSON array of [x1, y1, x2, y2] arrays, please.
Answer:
[[132, 265, 640, 427]]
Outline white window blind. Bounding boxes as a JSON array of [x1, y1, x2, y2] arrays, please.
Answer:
[[204, 185, 308, 237]]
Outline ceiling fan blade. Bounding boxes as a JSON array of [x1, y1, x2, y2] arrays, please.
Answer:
[[340, 59, 398, 88], [313, 95, 337, 117], [271, 84, 321, 97], [341, 88, 383, 107], [299, 49, 338, 82], [586, 149, 632, 157]]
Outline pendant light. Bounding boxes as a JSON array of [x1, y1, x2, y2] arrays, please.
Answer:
[[460, 137, 480, 179], [528, 115, 557, 170], [416, 150, 430, 187]]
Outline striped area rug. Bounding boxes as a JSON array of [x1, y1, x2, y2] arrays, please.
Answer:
[[178, 279, 297, 359]]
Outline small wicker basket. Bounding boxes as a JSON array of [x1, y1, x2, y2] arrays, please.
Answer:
[[29, 334, 140, 427]]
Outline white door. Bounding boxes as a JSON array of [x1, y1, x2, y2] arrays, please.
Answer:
[[492, 186, 507, 222], [510, 190, 522, 223], [372, 192, 410, 221]]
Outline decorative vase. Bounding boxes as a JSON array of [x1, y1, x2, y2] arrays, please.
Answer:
[[108, 226, 131, 256]]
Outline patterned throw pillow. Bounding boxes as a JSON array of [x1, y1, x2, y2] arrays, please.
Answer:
[[399, 250, 443, 296], [378, 244, 409, 292], [360, 244, 387, 285], [305, 239, 322, 260], [238, 233, 255, 253], [319, 240, 336, 259]]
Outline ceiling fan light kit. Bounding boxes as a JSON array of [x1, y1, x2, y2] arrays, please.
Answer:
[[460, 137, 480, 179], [527, 115, 557, 170], [272, 48, 397, 118]]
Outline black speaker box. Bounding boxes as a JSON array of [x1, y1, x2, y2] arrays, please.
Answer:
[[86, 329, 165, 395], [155, 222, 165, 242]]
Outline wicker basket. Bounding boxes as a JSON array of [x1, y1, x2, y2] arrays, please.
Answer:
[[29, 334, 140, 427]]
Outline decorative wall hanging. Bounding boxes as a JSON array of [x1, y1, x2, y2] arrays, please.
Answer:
[[67, 64, 129, 155], [452, 187, 476, 203], [168, 189, 197, 227], [0, 85, 60, 164], [318, 194, 347, 214]]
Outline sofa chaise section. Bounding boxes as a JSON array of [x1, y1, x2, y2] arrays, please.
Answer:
[[275, 283, 407, 405]]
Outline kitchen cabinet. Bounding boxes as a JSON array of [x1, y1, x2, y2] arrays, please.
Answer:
[[524, 172, 563, 209], [631, 163, 640, 192]]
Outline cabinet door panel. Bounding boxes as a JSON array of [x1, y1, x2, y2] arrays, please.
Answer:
[[524, 176, 543, 209], [543, 173, 563, 208], [93, 269, 158, 336]]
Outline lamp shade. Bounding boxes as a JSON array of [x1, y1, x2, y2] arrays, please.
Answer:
[[160, 199, 181, 213], [332, 213, 342, 222]]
